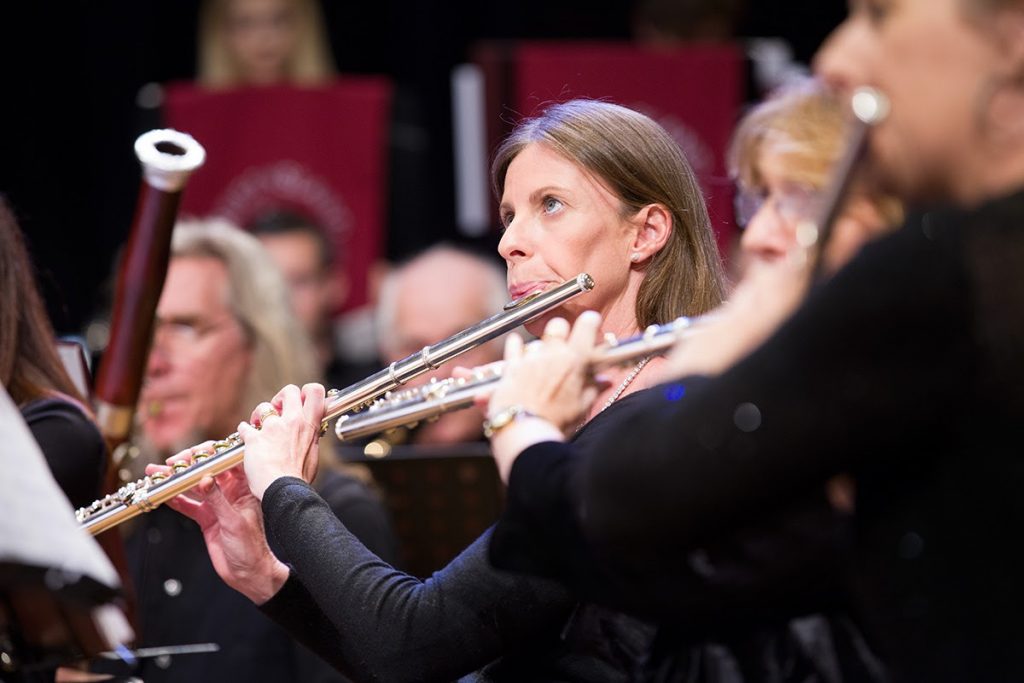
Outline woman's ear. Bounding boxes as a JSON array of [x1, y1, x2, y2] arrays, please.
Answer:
[[629, 204, 673, 264]]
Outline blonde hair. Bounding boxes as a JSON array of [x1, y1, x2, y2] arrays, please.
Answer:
[[729, 78, 903, 225], [492, 99, 726, 326], [198, 0, 336, 89]]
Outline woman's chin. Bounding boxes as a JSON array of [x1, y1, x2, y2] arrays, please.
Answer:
[[524, 308, 580, 339]]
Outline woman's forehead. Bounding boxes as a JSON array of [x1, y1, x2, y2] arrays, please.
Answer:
[[503, 143, 618, 204]]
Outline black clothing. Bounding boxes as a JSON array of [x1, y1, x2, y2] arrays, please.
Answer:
[[259, 399, 663, 682], [492, 188, 1024, 682], [21, 396, 105, 509], [125, 469, 397, 683], [261, 480, 657, 682], [313, 468, 401, 566], [493, 390, 882, 683]]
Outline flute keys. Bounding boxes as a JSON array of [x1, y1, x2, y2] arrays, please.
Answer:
[[150, 472, 168, 484], [172, 460, 190, 474]]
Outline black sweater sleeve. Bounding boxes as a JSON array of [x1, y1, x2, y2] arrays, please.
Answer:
[[22, 398, 106, 510], [492, 222, 974, 613], [259, 476, 574, 683]]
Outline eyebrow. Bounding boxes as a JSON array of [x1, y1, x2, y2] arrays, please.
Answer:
[[499, 185, 573, 215], [155, 314, 205, 327]]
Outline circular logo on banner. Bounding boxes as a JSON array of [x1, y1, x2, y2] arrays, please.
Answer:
[[211, 160, 353, 261]]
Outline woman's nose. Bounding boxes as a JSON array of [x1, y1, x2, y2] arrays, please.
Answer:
[[497, 218, 529, 262]]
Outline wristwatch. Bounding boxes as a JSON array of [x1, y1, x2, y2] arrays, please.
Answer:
[[483, 405, 534, 438]]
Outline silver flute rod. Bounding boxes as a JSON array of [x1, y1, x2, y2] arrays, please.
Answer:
[[77, 273, 594, 535], [335, 315, 702, 443], [808, 86, 889, 282], [321, 273, 594, 421]]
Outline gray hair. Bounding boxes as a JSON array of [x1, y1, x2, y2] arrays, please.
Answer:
[[172, 219, 319, 413], [375, 245, 508, 356]]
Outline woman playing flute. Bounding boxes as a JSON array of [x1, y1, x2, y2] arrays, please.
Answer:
[[147, 99, 729, 681]]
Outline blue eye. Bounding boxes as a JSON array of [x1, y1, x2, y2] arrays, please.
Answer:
[[542, 197, 564, 214], [500, 212, 514, 229]]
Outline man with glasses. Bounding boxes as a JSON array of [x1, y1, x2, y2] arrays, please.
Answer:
[[123, 220, 394, 683]]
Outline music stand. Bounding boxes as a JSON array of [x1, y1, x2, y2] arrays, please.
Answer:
[[0, 386, 132, 677]]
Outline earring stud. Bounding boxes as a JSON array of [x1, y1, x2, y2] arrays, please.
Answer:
[[630, 253, 641, 263]]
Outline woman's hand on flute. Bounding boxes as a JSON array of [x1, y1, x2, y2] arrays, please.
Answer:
[[152, 444, 290, 605], [485, 311, 604, 483], [239, 383, 325, 500]]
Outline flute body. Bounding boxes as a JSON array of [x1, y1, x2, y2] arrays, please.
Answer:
[[334, 315, 703, 443], [76, 274, 594, 534]]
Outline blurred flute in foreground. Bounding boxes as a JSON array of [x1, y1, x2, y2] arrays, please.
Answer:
[[76, 273, 595, 535], [334, 315, 708, 443], [808, 86, 890, 281]]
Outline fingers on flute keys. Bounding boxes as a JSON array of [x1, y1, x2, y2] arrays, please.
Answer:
[[144, 440, 218, 480]]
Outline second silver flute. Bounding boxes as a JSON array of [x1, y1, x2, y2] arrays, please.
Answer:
[[334, 315, 704, 443], [76, 273, 594, 535]]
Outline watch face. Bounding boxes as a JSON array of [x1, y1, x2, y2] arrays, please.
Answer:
[[484, 405, 523, 438]]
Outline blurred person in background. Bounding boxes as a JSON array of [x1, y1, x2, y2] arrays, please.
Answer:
[[247, 210, 349, 382], [125, 220, 394, 683], [632, 0, 745, 44], [197, 0, 335, 89], [374, 245, 508, 445], [731, 77, 902, 278]]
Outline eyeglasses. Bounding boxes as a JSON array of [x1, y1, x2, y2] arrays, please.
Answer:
[[151, 316, 236, 353], [734, 184, 822, 229]]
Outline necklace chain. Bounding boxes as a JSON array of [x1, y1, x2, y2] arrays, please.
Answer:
[[575, 354, 653, 434], [600, 354, 653, 412]]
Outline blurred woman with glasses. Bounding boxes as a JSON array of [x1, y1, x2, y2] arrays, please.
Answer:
[[731, 77, 903, 275]]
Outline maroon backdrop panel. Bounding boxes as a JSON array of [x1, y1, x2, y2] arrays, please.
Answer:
[[502, 42, 742, 257], [163, 80, 392, 311]]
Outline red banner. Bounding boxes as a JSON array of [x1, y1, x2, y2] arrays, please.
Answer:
[[163, 80, 392, 310], [477, 42, 742, 257]]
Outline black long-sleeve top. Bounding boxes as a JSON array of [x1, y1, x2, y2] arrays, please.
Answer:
[[259, 403, 665, 682], [490, 188, 1024, 682], [260, 395, 880, 683], [21, 396, 106, 509]]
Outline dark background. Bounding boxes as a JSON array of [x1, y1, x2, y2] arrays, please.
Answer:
[[0, 0, 845, 337]]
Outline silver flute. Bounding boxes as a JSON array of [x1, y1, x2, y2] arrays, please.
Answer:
[[334, 315, 705, 443], [76, 273, 595, 535]]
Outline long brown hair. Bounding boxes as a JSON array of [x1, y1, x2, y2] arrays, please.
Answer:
[[0, 197, 89, 407], [491, 99, 726, 326]]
